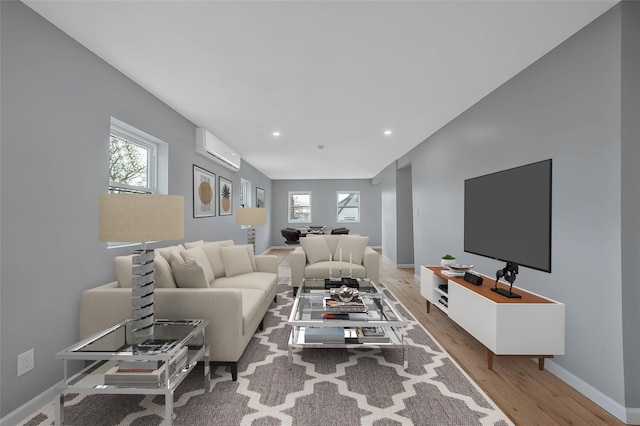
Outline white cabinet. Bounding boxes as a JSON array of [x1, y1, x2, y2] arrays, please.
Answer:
[[420, 265, 565, 370]]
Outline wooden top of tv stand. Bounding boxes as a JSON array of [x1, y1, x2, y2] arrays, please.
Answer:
[[428, 266, 555, 304]]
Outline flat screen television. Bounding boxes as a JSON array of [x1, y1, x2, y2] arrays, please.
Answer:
[[464, 159, 552, 273]]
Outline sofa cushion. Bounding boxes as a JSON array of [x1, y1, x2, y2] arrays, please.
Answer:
[[318, 234, 341, 255], [181, 247, 215, 283], [115, 252, 178, 288], [154, 252, 177, 288], [211, 271, 277, 293], [171, 261, 209, 288], [200, 242, 225, 278], [335, 235, 370, 265], [183, 240, 204, 249], [156, 244, 184, 263], [220, 245, 254, 277], [299, 236, 331, 264], [242, 244, 257, 271], [304, 261, 367, 279]]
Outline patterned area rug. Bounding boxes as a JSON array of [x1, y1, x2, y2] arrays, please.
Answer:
[[21, 255, 512, 425]]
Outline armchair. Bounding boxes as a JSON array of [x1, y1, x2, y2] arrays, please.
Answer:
[[291, 234, 379, 291]]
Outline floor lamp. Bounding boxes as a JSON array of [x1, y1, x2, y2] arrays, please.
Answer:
[[99, 194, 184, 343], [236, 207, 267, 252]]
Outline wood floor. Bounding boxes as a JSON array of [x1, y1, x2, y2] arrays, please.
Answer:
[[271, 248, 624, 425]]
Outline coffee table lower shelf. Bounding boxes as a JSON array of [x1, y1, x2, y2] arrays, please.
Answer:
[[288, 326, 407, 369]]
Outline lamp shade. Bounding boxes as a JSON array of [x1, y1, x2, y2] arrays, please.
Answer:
[[99, 194, 184, 242], [236, 207, 267, 226]]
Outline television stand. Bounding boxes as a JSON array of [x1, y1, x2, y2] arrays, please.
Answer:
[[420, 266, 564, 370], [490, 287, 522, 298]]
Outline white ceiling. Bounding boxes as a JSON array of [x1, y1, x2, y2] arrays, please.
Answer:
[[23, 0, 616, 180]]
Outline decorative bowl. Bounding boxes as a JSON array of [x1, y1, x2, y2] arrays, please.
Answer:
[[335, 285, 358, 302], [446, 264, 473, 272]]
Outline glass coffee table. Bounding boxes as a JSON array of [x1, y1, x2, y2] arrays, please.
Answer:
[[288, 278, 408, 368], [55, 319, 209, 426]]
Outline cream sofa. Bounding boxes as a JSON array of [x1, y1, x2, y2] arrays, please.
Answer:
[[79, 240, 278, 381], [291, 234, 379, 291]]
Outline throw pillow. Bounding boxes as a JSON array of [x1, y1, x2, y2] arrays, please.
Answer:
[[171, 261, 209, 288], [156, 244, 184, 263], [299, 236, 331, 264], [153, 252, 177, 288], [220, 245, 254, 277], [200, 242, 225, 278], [335, 235, 369, 265], [242, 244, 257, 271], [183, 240, 204, 249], [180, 247, 214, 284]]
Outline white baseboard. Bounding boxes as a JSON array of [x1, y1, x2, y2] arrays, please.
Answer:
[[544, 359, 638, 424], [0, 381, 60, 426]]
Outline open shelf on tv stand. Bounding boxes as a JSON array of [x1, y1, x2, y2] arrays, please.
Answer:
[[420, 266, 565, 371]]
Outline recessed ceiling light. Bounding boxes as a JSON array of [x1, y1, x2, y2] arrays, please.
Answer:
[[272, 131, 280, 137], [384, 130, 392, 135]]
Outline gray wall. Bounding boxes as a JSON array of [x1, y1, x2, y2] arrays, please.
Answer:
[[620, 1, 640, 410], [0, 2, 271, 416], [377, 164, 398, 263], [375, 162, 414, 267], [396, 165, 414, 267], [380, 4, 636, 417], [270, 179, 381, 247]]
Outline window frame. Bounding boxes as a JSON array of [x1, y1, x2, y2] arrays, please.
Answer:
[[109, 121, 159, 194], [337, 191, 360, 223], [288, 191, 312, 224], [107, 118, 169, 248], [239, 178, 252, 229]]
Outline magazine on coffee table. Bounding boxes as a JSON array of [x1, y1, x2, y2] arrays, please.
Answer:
[[323, 296, 367, 313]]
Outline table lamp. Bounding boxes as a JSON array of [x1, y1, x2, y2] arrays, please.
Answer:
[[99, 194, 184, 341], [236, 207, 267, 252]]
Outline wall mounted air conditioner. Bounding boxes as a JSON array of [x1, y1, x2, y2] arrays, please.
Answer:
[[195, 128, 241, 172]]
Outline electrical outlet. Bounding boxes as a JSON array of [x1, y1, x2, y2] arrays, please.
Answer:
[[17, 349, 34, 377]]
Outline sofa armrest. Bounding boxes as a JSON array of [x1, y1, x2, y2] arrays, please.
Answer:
[[363, 247, 380, 284], [153, 288, 244, 348], [291, 247, 307, 288], [255, 254, 278, 274], [79, 284, 245, 357], [79, 282, 133, 340]]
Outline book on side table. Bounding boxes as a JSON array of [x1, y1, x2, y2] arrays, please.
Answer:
[[105, 346, 188, 387]]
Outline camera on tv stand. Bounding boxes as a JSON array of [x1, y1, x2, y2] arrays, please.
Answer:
[[491, 261, 522, 298]]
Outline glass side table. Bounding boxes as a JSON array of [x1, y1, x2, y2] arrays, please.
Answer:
[[55, 319, 209, 426]]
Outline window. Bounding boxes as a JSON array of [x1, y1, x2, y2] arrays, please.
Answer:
[[109, 118, 167, 194], [288, 191, 311, 223], [239, 178, 252, 229], [240, 178, 252, 208], [107, 118, 168, 248], [337, 191, 360, 222]]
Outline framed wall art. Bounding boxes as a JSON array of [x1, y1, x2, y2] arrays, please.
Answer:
[[256, 187, 265, 208], [219, 176, 233, 216], [193, 165, 216, 218]]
